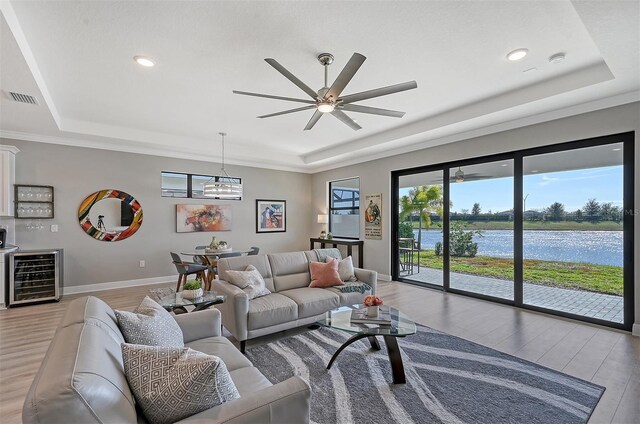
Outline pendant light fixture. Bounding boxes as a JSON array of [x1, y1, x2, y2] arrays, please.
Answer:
[[454, 167, 465, 183], [203, 132, 243, 199]]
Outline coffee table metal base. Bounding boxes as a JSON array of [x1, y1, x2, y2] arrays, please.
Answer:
[[326, 333, 406, 384]]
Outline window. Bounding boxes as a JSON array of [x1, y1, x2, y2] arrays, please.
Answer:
[[161, 172, 188, 198], [329, 177, 360, 239], [161, 171, 242, 200]]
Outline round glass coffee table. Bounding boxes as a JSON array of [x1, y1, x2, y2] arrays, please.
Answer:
[[158, 291, 225, 313], [317, 305, 416, 384]]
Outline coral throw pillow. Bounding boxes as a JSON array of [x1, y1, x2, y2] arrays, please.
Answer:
[[309, 259, 343, 288]]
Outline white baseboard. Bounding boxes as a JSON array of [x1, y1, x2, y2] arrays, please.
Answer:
[[63, 275, 177, 295], [633, 323, 640, 337], [378, 274, 392, 281]]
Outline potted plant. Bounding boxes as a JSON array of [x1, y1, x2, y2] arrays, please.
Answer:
[[182, 279, 203, 299]]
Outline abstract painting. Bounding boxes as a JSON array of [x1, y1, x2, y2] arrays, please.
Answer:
[[256, 200, 286, 233], [176, 204, 232, 232]]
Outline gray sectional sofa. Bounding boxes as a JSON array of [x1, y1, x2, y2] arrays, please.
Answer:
[[213, 248, 377, 352], [23, 296, 311, 424]]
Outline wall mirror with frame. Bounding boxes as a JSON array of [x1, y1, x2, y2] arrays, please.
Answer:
[[78, 189, 143, 241]]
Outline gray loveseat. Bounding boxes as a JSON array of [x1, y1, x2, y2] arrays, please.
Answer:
[[23, 296, 311, 424], [213, 248, 377, 352]]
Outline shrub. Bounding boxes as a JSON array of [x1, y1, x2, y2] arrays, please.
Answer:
[[450, 222, 482, 257], [399, 221, 414, 239]]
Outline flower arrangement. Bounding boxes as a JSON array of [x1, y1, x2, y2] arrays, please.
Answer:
[[363, 295, 383, 307]]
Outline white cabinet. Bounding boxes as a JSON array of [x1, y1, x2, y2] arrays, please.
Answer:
[[0, 145, 19, 217]]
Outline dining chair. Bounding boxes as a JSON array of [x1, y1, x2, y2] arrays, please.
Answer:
[[218, 251, 243, 259], [247, 246, 260, 255], [170, 252, 208, 291]]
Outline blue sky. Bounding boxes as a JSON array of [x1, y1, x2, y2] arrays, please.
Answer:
[[400, 165, 623, 213]]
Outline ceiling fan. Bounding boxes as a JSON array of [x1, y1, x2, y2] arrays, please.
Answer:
[[233, 52, 417, 131]]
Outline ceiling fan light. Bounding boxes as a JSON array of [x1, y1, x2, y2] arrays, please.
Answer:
[[454, 168, 465, 183], [318, 102, 335, 113]]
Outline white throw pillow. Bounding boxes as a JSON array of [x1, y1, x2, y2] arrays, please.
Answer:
[[115, 296, 184, 347], [122, 343, 240, 424], [326, 256, 358, 282], [225, 264, 271, 299]]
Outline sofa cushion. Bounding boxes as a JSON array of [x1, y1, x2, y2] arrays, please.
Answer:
[[185, 337, 253, 372], [122, 344, 240, 424], [309, 259, 343, 288], [326, 284, 372, 306], [279, 288, 340, 319], [115, 296, 184, 347], [268, 252, 311, 291], [218, 255, 275, 293], [248, 293, 298, 330], [327, 256, 358, 282], [229, 367, 273, 396], [225, 264, 271, 300], [305, 248, 342, 262]]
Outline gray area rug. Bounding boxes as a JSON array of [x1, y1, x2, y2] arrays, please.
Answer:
[[245, 325, 604, 424]]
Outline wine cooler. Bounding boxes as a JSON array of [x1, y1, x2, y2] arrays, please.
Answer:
[[9, 249, 63, 306]]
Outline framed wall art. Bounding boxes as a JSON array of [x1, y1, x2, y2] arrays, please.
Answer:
[[364, 193, 382, 240], [256, 199, 286, 233], [176, 204, 232, 232]]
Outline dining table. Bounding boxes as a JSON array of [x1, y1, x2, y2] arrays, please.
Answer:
[[181, 248, 251, 288]]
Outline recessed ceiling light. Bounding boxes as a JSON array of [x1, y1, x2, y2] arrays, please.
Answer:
[[549, 53, 565, 64], [134, 55, 155, 67], [531, 170, 539, 173], [501, 164, 508, 167], [507, 48, 528, 61], [612, 148, 622, 151]]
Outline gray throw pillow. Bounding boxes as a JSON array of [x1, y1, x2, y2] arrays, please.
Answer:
[[115, 296, 184, 347], [225, 264, 271, 300], [122, 343, 240, 424], [326, 255, 358, 282]]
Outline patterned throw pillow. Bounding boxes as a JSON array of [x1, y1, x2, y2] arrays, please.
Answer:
[[225, 264, 271, 300], [309, 259, 343, 288], [121, 343, 240, 424], [325, 255, 358, 282], [115, 296, 184, 347]]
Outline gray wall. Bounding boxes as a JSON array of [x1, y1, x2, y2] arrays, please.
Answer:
[[311, 102, 640, 325], [1, 139, 312, 287]]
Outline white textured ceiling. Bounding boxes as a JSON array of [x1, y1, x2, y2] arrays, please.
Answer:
[[0, 0, 638, 172]]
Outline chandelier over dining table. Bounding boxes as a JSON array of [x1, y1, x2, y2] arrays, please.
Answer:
[[203, 132, 243, 199]]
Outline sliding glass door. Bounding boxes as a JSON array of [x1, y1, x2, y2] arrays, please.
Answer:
[[522, 143, 625, 323], [448, 160, 514, 300], [397, 171, 444, 286], [392, 132, 634, 330]]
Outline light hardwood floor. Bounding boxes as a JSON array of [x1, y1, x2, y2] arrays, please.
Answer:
[[1, 281, 638, 423]]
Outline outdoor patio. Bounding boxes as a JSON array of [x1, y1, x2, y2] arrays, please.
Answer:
[[402, 267, 623, 323]]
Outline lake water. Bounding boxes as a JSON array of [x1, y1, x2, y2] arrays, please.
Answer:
[[414, 229, 623, 267]]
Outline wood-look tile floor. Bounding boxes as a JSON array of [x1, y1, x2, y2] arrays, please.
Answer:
[[1, 281, 638, 423]]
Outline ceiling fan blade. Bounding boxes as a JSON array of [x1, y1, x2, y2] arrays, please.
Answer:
[[257, 105, 316, 119], [264, 58, 319, 100], [304, 110, 323, 131], [331, 109, 362, 131], [233, 90, 315, 104], [339, 104, 405, 118], [325, 52, 366, 101], [339, 80, 417, 104]]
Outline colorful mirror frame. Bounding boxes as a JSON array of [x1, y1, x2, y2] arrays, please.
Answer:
[[78, 189, 143, 241]]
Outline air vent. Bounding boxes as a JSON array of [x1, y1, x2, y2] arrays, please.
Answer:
[[7, 91, 39, 105]]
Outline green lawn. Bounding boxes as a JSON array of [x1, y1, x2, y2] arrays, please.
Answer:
[[411, 221, 623, 231], [415, 250, 623, 296]]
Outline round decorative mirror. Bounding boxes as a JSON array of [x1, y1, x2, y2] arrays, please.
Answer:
[[78, 189, 143, 241]]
